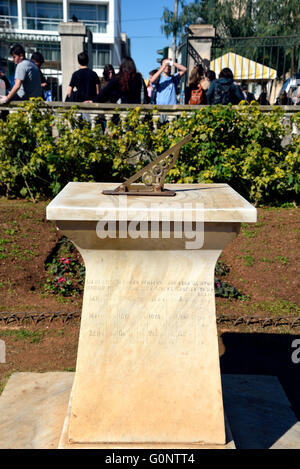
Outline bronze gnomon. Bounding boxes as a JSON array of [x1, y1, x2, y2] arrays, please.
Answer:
[[102, 134, 193, 197]]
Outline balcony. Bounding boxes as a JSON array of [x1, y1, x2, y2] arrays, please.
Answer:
[[68, 18, 107, 34], [19, 16, 107, 34], [23, 16, 61, 31], [0, 14, 18, 29]]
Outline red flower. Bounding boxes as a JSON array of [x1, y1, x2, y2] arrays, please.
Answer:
[[58, 277, 66, 283], [60, 257, 70, 264]]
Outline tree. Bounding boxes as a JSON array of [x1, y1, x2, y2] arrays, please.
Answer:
[[161, 0, 300, 40], [253, 0, 300, 36]]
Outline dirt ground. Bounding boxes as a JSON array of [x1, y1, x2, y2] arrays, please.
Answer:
[[0, 199, 299, 316], [0, 198, 299, 423]]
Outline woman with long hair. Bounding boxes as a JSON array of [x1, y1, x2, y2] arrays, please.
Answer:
[[96, 57, 148, 104], [103, 64, 115, 83], [185, 64, 205, 104], [98, 64, 117, 103]]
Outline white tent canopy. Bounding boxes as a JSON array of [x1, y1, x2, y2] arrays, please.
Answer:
[[210, 52, 277, 80]]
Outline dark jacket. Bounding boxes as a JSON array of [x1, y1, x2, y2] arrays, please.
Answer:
[[95, 74, 148, 104], [206, 78, 244, 105], [242, 90, 256, 103]]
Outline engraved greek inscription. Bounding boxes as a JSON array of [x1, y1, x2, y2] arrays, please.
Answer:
[[128, 280, 140, 286], [112, 329, 126, 337], [89, 329, 105, 337], [117, 313, 129, 320], [89, 313, 105, 320], [148, 313, 161, 319], [177, 314, 188, 319], [86, 285, 110, 291]]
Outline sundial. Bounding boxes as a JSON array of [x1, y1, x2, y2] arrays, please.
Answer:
[[103, 134, 193, 196]]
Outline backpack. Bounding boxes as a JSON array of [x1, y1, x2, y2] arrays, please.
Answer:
[[212, 81, 236, 105], [189, 83, 204, 105], [150, 85, 157, 104], [171, 75, 179, 95]]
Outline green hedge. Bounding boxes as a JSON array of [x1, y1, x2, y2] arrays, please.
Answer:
[[0, 98, 299, 205]]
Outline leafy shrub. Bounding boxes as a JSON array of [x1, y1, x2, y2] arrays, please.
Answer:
[[0, 99, 299, 205]]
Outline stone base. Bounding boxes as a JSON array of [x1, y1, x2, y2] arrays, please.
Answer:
[[0, 372, 299, 449], [58, 387, 235, 449], [0, 372, 74, 449]]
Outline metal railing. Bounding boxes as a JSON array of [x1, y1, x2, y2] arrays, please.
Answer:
[[18, 16, 107, 33], [211, 35, 300, 104], [0, 14, 18, 29], [212, 35, 300, 78], [68, 18, 107, 34], [23, 16, 61, 31]]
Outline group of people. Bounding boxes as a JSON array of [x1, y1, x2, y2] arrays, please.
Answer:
[[1, 43, 300, 107], [66, 52, 277, 107], [66, 54, 188, 106], [183, 63, 277, 106]]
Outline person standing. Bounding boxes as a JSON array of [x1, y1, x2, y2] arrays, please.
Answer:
[[31, 51, 49, 99], [149, 58, 187, 105], [206, 68, 244, 105], [100, 64, 115, 89], [0, 70, 11, 95], [201, 70, 216, 93], [147, 69, 158, 104], [96, 57, 148, 104], [257, 84, 270, 105], [67, 51, 100, 102], [0, 44, 41, 104], [185, 64, 205, 104], [98, 64, 118, 103], [241, 82, 256, 103]]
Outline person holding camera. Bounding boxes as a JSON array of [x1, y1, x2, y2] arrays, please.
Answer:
[[149, 58, 187, 105]]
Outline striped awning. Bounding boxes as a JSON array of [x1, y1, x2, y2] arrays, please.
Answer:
[[210, 52, 277, 80]]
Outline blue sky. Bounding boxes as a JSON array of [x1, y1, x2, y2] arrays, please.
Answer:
[[121, 0, 178, 78]]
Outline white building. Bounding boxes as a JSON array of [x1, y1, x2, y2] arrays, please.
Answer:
[[0, 0, 130, 79]]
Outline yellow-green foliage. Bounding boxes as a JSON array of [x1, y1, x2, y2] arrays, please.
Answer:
[[0, 99, 299, 205]]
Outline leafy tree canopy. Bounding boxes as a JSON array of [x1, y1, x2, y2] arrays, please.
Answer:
[[161, 0, 300, 39]]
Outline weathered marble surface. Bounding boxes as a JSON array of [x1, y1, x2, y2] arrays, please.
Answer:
[[1, 373, 299, 449], [46, 183, 256, 448], [63, 248, 227, 445], [46, 182, 257, 223], [0, 372, 74, 449]]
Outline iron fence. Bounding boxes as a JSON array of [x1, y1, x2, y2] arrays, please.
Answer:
[[211, 35, 300, 104], [0, 311, 299, 330]]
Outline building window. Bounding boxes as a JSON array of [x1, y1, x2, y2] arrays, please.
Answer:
[[92, 44, 111, 67], [0, 0, 17, 28], [25, 1, 63, 31], [69, 4, 108, 33], [39, 43, 61, 62]]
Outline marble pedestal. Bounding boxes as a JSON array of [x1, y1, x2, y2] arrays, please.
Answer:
[[46, 183, 256, 449]]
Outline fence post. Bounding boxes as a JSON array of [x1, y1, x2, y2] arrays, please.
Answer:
[[186, 24, 215, 75], [58, 21, 88, 101]]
